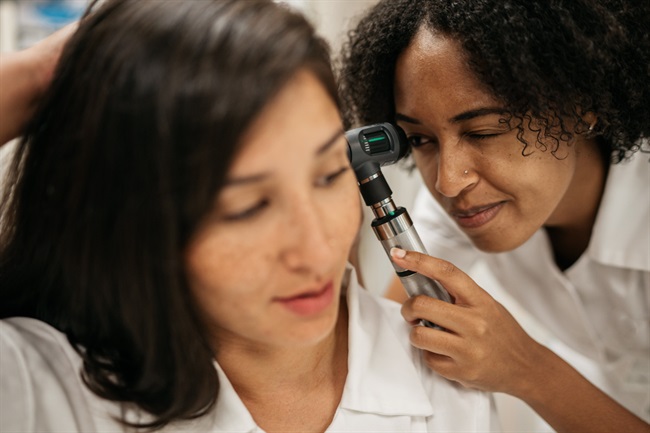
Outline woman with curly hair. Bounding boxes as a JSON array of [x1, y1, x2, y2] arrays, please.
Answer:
[[339, 0, 649, 432]]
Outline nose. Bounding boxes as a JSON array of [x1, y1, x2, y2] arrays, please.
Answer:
[[280, 194, 335, 274], [434, 141, 478, 198]]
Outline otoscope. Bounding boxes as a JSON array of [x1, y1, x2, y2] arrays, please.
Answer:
[[346, 123, 452, 327]]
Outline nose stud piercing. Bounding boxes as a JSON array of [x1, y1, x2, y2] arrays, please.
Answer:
[[463, 170, 469, 175]]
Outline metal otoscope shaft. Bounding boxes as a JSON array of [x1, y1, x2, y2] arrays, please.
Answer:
[[368, 191, 452, 304], [346, 123, 452, 328]]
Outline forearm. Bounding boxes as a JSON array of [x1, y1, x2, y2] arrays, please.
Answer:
[[0, 50, 42, 145], [519, 344, 650, 433], [0, 22, 76, 146]]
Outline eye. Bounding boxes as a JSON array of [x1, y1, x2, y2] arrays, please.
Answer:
[[407, 135, 434, 148], [315, 166, 350, 187], [464, 123, 512, 141], [222, 199, 269, 221], [465, 132, 502, 141], [407, 135, 436, 153]]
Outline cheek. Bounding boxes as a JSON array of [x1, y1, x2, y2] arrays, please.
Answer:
[[412, 152, 439, 195], [333, 181, 363, 248], [492, 153, 576, 235], [185, 228, 275, 321], [516, 149, 575, 192], [531, 162, 575, 214], [188, 230, 252, 286]]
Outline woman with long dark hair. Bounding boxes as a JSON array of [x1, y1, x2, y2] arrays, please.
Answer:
[[0, 0, 497, 431]]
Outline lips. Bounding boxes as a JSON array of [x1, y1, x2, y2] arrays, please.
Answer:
[[451, 201, 506, 229], [274, 281, 335, 316]]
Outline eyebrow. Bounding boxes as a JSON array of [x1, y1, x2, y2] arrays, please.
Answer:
[[395, 107, 507, 125], [394, 113, 422, 125], [225, 129, 344, 186], [450, 107, 508, 123], [316, 129, 344, 155]]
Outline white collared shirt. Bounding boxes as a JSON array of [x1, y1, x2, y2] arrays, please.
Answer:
[[411, 149, 650, 421], [209, 266, 498, 432], [1, 267, 499, 432]]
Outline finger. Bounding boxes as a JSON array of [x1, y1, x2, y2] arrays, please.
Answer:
[[422, 352, 479, 389], [407, 321, 464, 358], [410, 330, 483, 388], [401, 294, 477, 334], [390, 247, 488, 305], [420, 351, 460, 382]]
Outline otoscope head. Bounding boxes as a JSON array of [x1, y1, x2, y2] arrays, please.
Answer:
[[345, 123, 409, 206], [345, 123, 409, 181]]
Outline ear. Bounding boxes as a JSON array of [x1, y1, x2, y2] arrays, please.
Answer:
[[581, 111, 598, 133]]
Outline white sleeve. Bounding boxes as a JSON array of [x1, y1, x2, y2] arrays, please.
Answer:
[[411, 186, 480, 273], [0, 321, 33, 433], [0, 319, 99, 433]]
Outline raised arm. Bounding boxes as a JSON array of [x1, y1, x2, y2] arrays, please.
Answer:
[[0, 23, 76, 146]]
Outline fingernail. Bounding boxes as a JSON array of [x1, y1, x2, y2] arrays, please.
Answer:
[[390, 247, 406, 259]]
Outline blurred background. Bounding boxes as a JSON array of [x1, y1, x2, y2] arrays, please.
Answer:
[[0, 1, 552, 431]]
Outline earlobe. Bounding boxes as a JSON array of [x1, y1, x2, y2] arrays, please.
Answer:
[[581, 111, 598, 135]]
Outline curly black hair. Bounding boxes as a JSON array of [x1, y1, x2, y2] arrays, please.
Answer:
[[338, 0, 649, 162]]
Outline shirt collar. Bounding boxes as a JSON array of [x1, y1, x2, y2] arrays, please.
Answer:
[[339, 266, 434, 417], [588, 148, 650, 272]]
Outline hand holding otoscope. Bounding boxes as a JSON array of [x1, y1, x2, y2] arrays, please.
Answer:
[[345, 123, 452, 328]]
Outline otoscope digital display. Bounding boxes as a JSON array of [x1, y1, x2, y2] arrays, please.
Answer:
[[361, 130, 391, 154]]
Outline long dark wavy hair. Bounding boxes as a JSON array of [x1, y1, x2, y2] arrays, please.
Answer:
[[339, 0, 649, 162], [0, 0, 337, 428]]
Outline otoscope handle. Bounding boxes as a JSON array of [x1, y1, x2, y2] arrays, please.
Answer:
[[372, 207, 452, 328]]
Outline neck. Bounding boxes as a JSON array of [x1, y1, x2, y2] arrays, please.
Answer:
[[214, 301, 349, 432], [545, 138, 608, 269]]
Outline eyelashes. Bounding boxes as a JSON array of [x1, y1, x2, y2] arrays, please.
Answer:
[[315, 166, 350, 187], [464, 132, 502, 140], [407, 135, 432, 148], [407, 131, 505, 149], [221, 166, 350, 222], [221, 199, 269, 221]]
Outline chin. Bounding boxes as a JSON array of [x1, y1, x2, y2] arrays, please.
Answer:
[[470, 233, 530, 254], [281, 324, 339, 349], [282, 305, 341, 346]]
